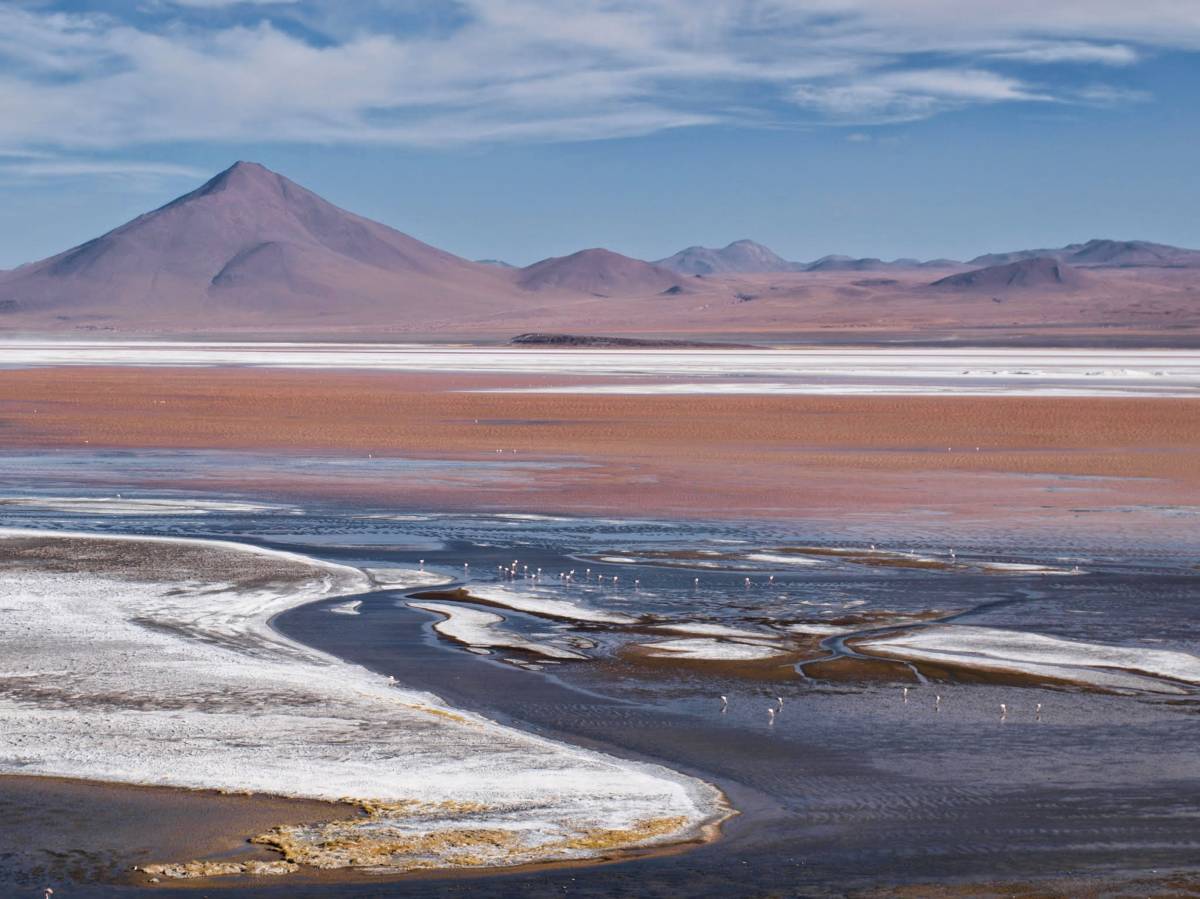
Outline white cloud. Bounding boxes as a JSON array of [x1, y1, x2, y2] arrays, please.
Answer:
[[0, 155, 206, 187], [164, 1, 298, 6], [0, 1, 1191, 152], [988, 42, 1139, 65], [792, 68, 1048, 123], [0, 159, 206, 179]]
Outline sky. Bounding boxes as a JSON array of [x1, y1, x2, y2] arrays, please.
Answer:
[[1, 1, 1199, 268]]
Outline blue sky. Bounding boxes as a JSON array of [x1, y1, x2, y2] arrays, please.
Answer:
[[1, 0, 1199, 268]]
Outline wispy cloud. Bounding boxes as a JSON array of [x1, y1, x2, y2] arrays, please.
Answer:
[[0, 154, 205, 186], [987, 42, 1139, 66], [792, 68, 1049, 124], [0, 1, 1192, 153]]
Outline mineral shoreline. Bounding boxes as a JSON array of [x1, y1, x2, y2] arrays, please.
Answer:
[[0, 528, 729, 880]]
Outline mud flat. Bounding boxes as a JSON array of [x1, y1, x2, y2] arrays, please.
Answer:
[[0, 529, 727, 882]]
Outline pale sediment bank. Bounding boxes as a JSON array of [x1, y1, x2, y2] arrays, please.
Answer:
[[855, 625, 1200, 695], [407, 600, 589, 659], [0, 529, 728, 879]]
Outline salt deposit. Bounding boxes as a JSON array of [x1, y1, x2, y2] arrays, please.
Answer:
[[0, 495, 294, 515], [3, 342, 1196, 397], [464, 584, 640, 625], [408, 601, 587, 660], [0, 529, 725, 874], [857, 625, 1200, 694], [633, 638, 792, 662]]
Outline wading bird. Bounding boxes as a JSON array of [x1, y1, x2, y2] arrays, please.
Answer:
[[1000, 703, 1008, 720], [903, 686, 909, 703], [767, 707, 776, 725], [720, 695, 728, 709]]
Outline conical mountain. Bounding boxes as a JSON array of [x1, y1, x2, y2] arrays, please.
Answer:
[[0, 161, 520, 327]]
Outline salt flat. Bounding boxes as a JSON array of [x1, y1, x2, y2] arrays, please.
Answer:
[[0, 529, 723, 875], [1, 341, 1198, 396]]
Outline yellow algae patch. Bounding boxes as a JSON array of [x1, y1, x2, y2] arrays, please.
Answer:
[[249, 798, 527, 871], [405, 703, 475, 725], [357, 799, 491, 817], [255, 824, 523, 870], [552, 816, 690, 852], [244, 802, 706, 874], [137, 859, 298, 879]]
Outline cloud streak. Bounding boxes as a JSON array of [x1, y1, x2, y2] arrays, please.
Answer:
[[0, 1, 1192, 154]]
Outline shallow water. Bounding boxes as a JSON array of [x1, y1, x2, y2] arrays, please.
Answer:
[[1, 496, 1199, 895]]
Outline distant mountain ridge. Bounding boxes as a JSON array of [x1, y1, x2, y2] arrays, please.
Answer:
[[970, 239, 1200, 268], [932, 256, 1090, 292], [654, 237, 1200, 275], [0, 160, 1197, 338], [655, 240, 801, 275], [517, 248, 681, 296], [654, 240, 962, 274]]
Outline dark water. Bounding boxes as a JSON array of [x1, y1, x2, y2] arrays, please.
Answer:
[[2, 496, 1199, 896]]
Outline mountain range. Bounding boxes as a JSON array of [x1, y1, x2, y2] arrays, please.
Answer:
[[0, 161, 1197, 340], [968, 239, 1200, 269], [652, 237, 1200, 275]]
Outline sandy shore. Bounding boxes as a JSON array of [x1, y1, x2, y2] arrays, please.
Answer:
[[0, 367, 1196, 537], [0, 529, 726, 880]]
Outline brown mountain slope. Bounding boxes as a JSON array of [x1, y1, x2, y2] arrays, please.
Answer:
[[518, 248, 682, 296], [0, 161, 527, 326], [931, 257, 1090, 292]]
